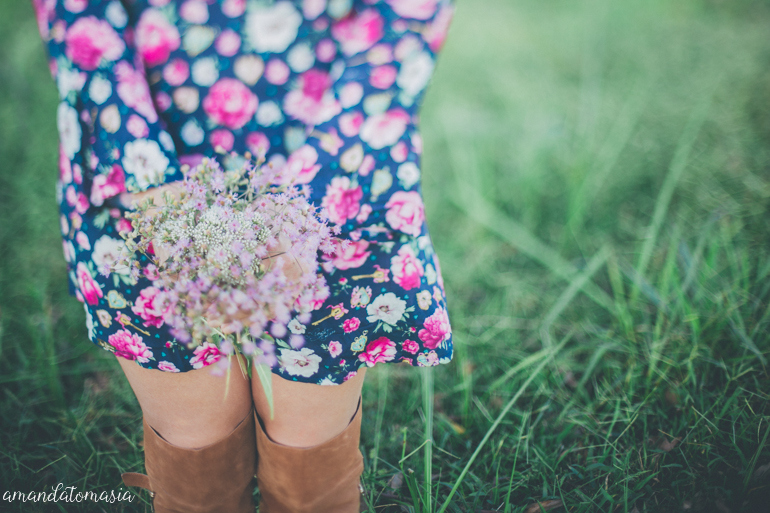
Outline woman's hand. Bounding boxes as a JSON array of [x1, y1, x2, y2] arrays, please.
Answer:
[[120, 183, 187, 266]]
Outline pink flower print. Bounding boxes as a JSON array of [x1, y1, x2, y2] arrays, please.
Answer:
[[215, 29, 242, 57], [386, 0, 439, 20], [117, 217, 133, 235], [76, 231, 90, 250], [385, 191, 425, 236], [285, 145, 321, 184], [265, 58, 290, 85], [132, 286, 171, 328], [322, 177, 363, 226], [358, 155, 375, 176], [202, 78, 259, 129], [64, 16, 125, 70], [328, 340, 343, 358], [323, 240, 372, 270], [338, 83, 364, 109], [190, 342, 223, 369], [126, 114, 149, 138], [64, 0, 87, 13], [360, 109, 410, 150], [246, 132, 270, 158], [283, 69, 341, 125], [316, 38, 337, 62], [75, 192, 91, 214], [135, 9, 181, 67], [179, 0, 209, 24], [331, 9, 385, 56], [89, 164, 126, 207], [390, 141, 409, 163], [370, 65, 397, 89], [343, 371, 357, 382], [358, 336, 397, 367], [163, 59, 189, 86], [418, 306, 451, 350], [32, 0, 55, 40], [342, 317, 360, 333], [155, 91, 172, 111], [402, 339, 419, 354], [222, 0, 246, 17], [58, 145, 73, 184], [210, 129, 235, 152], [158, 361, 180, 372], [114, 61, 159, 123], [109, 329, 153, 363], [390, 245, 424, 291], [423, 3, 455, 52], [356, 204, 372, 224], [303, 0, 326, 20], [76, 263, 102, 305]]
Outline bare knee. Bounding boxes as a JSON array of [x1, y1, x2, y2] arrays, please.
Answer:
[[252, 367, 366, 447], [117, 355, 253, 449]]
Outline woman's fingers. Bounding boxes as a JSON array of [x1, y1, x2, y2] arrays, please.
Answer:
[[120, 182, 186, 211]]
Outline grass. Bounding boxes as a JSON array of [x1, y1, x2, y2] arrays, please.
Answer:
[[2, 0, 770, 511]]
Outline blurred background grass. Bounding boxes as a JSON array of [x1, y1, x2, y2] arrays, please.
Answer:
[[3, 0, 770, 511]]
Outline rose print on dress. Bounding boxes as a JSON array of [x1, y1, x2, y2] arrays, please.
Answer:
[[41, 0, 455, 382], [202, 78, 259, 129], [135, 9, 180, 67], [64, 16, 125, 70]]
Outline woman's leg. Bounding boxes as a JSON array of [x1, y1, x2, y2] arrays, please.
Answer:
[[118, 355, 257, 513], [117, 355, 253, 448], [251, 366, 367, 447]]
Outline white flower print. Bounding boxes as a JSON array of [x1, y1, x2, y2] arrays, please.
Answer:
[[397, 161, 420, 189], [191, 57, 219, 87], [256, 101, 284, 126], [57, 102, 81, 160], [245, 2, 302, 53], [287, 43, 315, 72], [234, 54, 264, 85], [92, 235, 129, 275], [89, 75, 113, 104], [366, 292, 407, 326], [181, 119, 205, 146], [105, 1, 128, 28], [158, 130, 175, 152], [122, 139, 170, 189], [288, 318, 306, 334], [57, 68, 86, 99], [99, 104, 121, 133], [280, 347, 322, 377], [84, 304, 96, 340], [397, 51, 434, 98]]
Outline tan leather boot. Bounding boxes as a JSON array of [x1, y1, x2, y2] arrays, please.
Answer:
[[255, 396, 365, 513], [121, 410, 257, 513]]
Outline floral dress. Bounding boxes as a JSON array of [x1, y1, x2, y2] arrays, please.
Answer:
[[33, 0, 454, 384]]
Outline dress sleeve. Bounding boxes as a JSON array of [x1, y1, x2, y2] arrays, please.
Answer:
[[32, 0, 184, 205]]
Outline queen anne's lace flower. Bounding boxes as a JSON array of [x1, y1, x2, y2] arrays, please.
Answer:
[[115, 156, 337, 366]]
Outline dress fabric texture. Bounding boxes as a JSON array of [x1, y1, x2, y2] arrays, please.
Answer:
[[34, 0, 455, 384]]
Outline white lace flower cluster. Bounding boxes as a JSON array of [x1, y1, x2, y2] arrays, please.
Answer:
[[158, 204, 271, 286], [115, 155, 339, 373]]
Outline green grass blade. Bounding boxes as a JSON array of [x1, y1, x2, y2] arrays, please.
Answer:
[[437, 335, 569, 513], [630, 83, 717, 304], [422, 367, 434, 513]]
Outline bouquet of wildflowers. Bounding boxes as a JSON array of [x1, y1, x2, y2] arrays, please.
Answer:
[[117, 155, 338, 413]]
